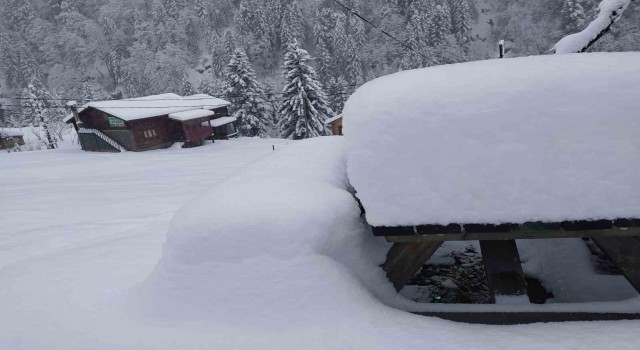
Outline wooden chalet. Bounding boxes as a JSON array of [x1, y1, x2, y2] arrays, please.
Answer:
[[325, 115, 343, 136], [0, 130, 25, 150], [65, 94, 237, 153]]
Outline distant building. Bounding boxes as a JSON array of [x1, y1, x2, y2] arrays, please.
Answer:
[[325, 114, 343, 136], [65, 94, 237, 152], [0, 130, 25, 150]]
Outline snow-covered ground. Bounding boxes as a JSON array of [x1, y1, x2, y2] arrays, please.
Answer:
[[1, 137, 639, 349]]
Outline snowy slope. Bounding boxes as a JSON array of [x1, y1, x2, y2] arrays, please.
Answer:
[[344, 52, 640, 227], [1, 137, 639, 349]]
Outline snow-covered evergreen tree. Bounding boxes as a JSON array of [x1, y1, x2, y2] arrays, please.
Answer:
[[22, 78, 58, 149], [326, 76, 349, 114], [561, 0, 587, 33], [181, 74, 196, 96], [225, 49, 271, 138], [279, 0, 304, 48], [449, 0, 473, 48], [278, 42, 331, 140], [314, 37, 333, 85], [429, 4, 452, 47]]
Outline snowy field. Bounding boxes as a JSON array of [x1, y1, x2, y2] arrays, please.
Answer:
[[1, 137, 639, 349]]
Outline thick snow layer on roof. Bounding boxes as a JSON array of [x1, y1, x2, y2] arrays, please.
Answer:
[[168, 109, 215, 121], [208, 116, 237, 127], [81, 93, 230, 121], [553, 0, 632, 54], [344, 53, 640, 227], [0, 130, 23, 137], [325, 114, 343, 125]]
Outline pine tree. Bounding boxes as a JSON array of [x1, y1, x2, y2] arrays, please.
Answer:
[[429, 4, 452, 47], [561, 0, 587, 33], [315, 37, 333, 85], [450, 0, 473, 48], [0, 103, 6, 128], [279, 0, 304, 47], [5, 0, 35, 32], [225, 49, 271, 138], [278, 42, 331, 140], [327, 76, 349, 114], [181, 74, 196, 96], [22, 78, 58, 149]]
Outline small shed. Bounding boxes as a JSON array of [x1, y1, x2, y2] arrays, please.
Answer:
[[0, 130, 25, 150], [343, 53, 640, 323], [325, 115, 343, 136], [65, 94, 234, 152]]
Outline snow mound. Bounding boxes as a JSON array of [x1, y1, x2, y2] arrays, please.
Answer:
[[134, 137, 395, 325], [343, 53, 640, 227]]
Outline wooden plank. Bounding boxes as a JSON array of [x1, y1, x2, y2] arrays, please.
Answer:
[[480, 240, 529, 303], [386, 227, 640, 243], [412, 311, 640, 325], [383, 242, 443, 292], [592, 236, 640, 294]]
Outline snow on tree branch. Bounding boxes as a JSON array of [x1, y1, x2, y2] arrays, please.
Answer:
[[553, 0, 635, 54]]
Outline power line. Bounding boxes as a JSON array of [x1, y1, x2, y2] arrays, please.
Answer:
[[330, 0, 428, 60]]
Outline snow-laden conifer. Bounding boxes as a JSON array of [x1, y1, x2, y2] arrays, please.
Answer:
[[278, 42, 331, 140], [21, 78, 58, 149], [225, 48, 271, 138], [561, 0, 587, 33]]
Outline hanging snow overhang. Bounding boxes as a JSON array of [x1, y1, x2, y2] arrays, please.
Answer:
[[206, 116, 237, 127], [324, 114, 343, 125], [169, 109, 216, 121], [344, 53, 640, 230]]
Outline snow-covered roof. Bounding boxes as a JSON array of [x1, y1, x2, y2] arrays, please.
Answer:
[[344, 53, 640, 227], [324, 114, 343, 125], [0, 130, 23, 137], [168, 109, 216, 121], [208, 116, 237, 127], [73, 94, 230, 122]]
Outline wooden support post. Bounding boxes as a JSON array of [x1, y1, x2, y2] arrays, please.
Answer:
[[480, 240, 529, 303], [383, 242, 443, 292], [592, 236, 640, 294]]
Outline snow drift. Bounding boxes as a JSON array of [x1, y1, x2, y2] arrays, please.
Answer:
[[343, 52, 640, 227], [135, 137, 395, 325]]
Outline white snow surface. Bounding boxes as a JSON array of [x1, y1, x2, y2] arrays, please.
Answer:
[[0, 129, 23, 137], [2, 137, 640, 349], [324, 114, 343, 125], [554, 0, 632, 54], [77, 93, 230, 121], [344, 52, 640, 227], [209, 116, 237, 127], [168, 109, 216, 121]]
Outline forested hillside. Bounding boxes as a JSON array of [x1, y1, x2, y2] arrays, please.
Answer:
[[1, 0, 639, 130]]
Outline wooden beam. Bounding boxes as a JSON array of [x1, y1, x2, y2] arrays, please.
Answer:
[[592, 236, 640, 294], [386, 227, 640, 243], [383, 242, 443, 292], [480, 240, 529, 303]]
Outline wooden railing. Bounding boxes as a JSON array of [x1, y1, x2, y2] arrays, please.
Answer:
[[78, 128, 127, 152]]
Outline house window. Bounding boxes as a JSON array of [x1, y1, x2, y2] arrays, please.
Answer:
[[144, 129, 157, 138], [107, 116, 125, 128]]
